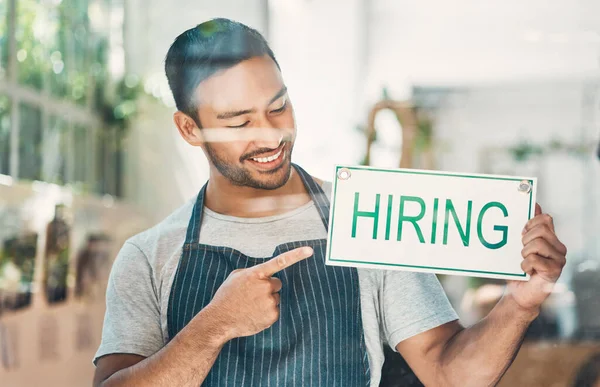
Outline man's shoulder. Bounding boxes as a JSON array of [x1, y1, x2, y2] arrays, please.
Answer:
[[310, 176, 332, 200], [123, 195, 197, 269]]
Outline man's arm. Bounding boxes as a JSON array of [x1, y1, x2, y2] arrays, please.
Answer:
[[396, 204, 566, 386], [94, 247, 314, 386], [94, 304, 227, 387], [397, 293, 536, 386]]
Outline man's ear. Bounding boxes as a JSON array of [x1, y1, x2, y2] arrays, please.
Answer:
[[174, 111, 204, 146]]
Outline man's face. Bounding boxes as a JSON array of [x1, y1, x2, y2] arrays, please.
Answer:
[[195, 55, 296, 190]]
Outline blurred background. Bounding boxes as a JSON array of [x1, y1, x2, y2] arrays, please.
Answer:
[[0, 0, 599, 386]]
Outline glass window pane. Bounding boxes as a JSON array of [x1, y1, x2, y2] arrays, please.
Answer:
[[72, 124, 90, 185], [95, 128, 106, 194], [15, 0, 93, 100], [18, 102, 42, 181], [69, 0, 90, 106], [96, 127, 116, 195], [15, 0, 71, 97], [16, 0, 45, 90], [43, 115, 68, 184], [0, 0, 9, 80], [0, 95, 10, 175], [47, 0, 92, 105], [46, 2, 68, 99]]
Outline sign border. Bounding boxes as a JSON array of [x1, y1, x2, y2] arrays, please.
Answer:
[[327, 165, 534, 278]]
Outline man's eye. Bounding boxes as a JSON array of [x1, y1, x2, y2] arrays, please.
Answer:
[[271, 101, 287, 114], [227, 121, 249, 128]]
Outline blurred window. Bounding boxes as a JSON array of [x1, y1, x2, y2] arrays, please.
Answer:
[[18, 102, 42, 181], [15, 0, 43, 90], [43, 115, 69, 185], [0, 95, 10, 175], [16, 0, 91, 104], [96, 127, 118, 195], [73, 124, 92, 187], [0, 0, 122, 195], [0, 0, 8, 80]]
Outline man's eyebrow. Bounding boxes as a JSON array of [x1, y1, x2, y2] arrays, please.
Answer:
[[216, 109, 255, 120], [269, 86, 288, 105], [215, 86, 287, 120]]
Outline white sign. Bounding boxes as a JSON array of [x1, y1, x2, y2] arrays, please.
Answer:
[[325, 165, 537, 281]]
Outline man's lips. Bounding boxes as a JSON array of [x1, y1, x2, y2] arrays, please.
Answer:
[[242, 143, 287, 162], [243, 144, 287, 170]]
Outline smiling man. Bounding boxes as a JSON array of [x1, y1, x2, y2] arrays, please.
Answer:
[[93, 18, 568, 387]]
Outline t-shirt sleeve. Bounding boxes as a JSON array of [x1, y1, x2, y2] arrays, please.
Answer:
[[380, 270, 459, 351], [93, 241, 164, 365]]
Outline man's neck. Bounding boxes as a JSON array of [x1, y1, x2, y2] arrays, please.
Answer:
[[204, 167, 312, 218]]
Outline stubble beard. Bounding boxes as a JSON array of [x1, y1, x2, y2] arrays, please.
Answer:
[[205, 142, 294, 190]]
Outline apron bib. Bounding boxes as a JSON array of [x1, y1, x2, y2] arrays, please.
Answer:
[[167, 164, 370, 386]]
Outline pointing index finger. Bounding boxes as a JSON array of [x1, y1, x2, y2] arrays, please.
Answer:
[[254, 247, 314, 278]]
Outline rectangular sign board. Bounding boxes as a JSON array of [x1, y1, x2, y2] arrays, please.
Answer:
[[325, 165, 537, 281]]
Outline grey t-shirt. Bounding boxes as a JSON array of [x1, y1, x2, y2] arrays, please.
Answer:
[[95, 181, 458, 386]]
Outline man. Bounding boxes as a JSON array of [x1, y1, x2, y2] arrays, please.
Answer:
[[93, 18, 567, 386]]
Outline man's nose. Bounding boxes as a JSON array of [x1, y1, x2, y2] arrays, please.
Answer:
[[251, 117, 282, 149]]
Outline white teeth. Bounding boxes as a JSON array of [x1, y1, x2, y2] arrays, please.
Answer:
[[252, 149, 282, 163]]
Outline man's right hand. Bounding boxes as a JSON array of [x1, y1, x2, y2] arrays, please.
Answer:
[[206, 246, 314, 340], [94, 247, 314, 387]]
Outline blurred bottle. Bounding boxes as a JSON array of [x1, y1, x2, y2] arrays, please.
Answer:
[[572, 260, 600, 340], [44, 204, 71, 304]]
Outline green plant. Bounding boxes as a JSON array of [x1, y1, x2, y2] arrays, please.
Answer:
[[414, 110, 433, 152], [98, 75, 143, 134], [508, 141, 544, 162], [508, 138, 594, 162]]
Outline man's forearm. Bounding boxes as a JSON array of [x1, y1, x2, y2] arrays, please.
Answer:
[[100, 305, 229, 387], [439, 294, 538, 387]]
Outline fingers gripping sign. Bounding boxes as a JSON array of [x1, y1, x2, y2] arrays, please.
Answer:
[[508, 203, 567, 312], [208, 247, 314, 340]]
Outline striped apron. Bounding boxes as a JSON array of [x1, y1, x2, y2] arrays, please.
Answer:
[[167, 164, 370, 386]]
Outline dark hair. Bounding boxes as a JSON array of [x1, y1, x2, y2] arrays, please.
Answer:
[[164, 18, 280, 127]]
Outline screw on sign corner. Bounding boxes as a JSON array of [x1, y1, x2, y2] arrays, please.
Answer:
[[518, 180, 532, 194], [337, 168, 351, 181]]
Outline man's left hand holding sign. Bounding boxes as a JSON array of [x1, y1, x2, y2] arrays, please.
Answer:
[[395, 202, 567, 386]]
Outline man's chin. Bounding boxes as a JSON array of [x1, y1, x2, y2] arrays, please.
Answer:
[[252, 160, 292, 190]]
